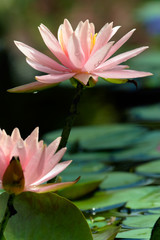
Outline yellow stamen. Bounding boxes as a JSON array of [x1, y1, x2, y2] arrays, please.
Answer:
[[90, 33, 97, 53]]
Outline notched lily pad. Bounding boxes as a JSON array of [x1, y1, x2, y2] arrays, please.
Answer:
[[4, 192, 93, 240]]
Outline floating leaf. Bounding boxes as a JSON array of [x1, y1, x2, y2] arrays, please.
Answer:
[[44, 124, 146, 151], [100, 172, 144, 190], [74, 186, 160, 211], [136, 159, 160, 178], [92, 226, 120, 240], [4, 192, 93, 240]]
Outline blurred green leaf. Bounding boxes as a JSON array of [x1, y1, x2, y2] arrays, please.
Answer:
[[92, 226, 120, 240], [4, 192, 93, 240]]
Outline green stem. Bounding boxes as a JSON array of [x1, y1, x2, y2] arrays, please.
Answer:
[[0, 194, 16, 239], [58, 82, 85, 150]]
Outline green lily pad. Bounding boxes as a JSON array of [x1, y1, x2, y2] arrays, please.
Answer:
[[63, 152, 111, 163], [99, 172, 144, 190], [58, 160, 110, 199], [0, 193, 9, 222], [59, 172, 108, 200], [117, 228, 151, 239], [128, 104, 160, 122], [127, 187, 160, 209], [136, 159, 160, 177], [123, 214, 159, 228], [4, 192, 93, 240], [92, 226, 120, 240], [73, 187, 160, 211], [44, 124, 146, 151]]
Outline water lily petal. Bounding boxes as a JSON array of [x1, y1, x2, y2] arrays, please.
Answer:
[[42, 147, 67, 176], [14, 41, 67, 71], [91, 22, 113, 55], [36, 72, 75, 84], [46, 137, 61, 160], [98, 46, 149, 71], [94, 69, 153, 79], [67, 32, 85, 69], [31, 160, 72, 186], [8, 82, 58, 93], [84, 41, 114, 72], [104, 29, 136, 61], [74, 73, 91, 85], [39, 24, 73, 69], [11, 128, 21, 142], [79, 20, 91, 59], [108, 26, 121, 40], [26, 58, 66, 74], [26, 177, 80, 193]]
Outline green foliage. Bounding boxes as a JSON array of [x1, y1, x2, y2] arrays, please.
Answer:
[[3, 192, 93, 240], [43, 123, 160, 239]]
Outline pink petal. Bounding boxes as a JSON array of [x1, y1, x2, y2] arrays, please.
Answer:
[[84, 41, 114, 72], [25, 127, 39, 144], [35, 72, 75, 84], [26, 177, 80, 193], [26, 58, 66, 74], [46, 137, 61, 160], [24, 147, 44, 186], [42, 147, 67, 176], [31, 160, 72, 186], [91, 22, 113, 55], [94, 69, 153, 79], [108, 26, 121, 40], [39, 24, 73, 69], [14, 41, 67, 72], [11, 128, 21, 142], [10, 139, 27, 169], [79, 20, 91, 59], [57, 19, 73, 54], [75, 21, 83, 35], [98, 46, 149, 71], [61, 19, 73, 46], [74, 73, 91, 85], [8, 81, 58, 93], [104, 29, 136, 61], [0, 148, 8, 179], [1, 136, 13, 160], [90, 22, 95, 36], [67, 32, 85, 69]]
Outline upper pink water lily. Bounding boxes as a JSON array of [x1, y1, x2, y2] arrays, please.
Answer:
[[11, 19, 152, 92], [0, 127, 78, 194]]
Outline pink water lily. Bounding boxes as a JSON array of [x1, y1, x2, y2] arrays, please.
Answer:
[[11, 19, 152, 92], [0, 127, 78, 194]]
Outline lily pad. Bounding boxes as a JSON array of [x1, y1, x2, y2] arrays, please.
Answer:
[[99, 172, 144, 190], [123, 214, 159, 228], [128, 104, 160, 122], [63, 152, 111, 163], [4, 192, 93, 240], [92, 226, 120, 240], [59, 172, 108, 200], [73, 186, 160, 211], [117, 228, 151, 239], [136, 159, 160, 178], [43, 124, 146, 151]]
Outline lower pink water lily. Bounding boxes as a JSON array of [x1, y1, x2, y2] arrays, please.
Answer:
[[0, 127, 78, 194], [10, 19, 152, 92]]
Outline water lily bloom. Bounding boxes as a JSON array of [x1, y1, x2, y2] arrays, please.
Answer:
[[11, 19, 152, 92], [0, 127, 78, 194]]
